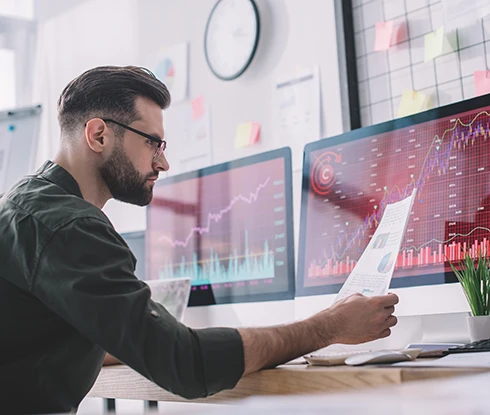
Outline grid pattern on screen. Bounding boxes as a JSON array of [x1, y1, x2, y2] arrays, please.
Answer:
[[353, 0, 490, 127]]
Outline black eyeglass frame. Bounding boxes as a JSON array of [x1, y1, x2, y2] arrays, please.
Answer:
[[103, 118, 167, 159]]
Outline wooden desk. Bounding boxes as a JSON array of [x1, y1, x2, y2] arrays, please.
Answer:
[[88, 363, 489, 404]]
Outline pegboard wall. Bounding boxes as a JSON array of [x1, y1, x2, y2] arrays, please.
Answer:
[[353, 0, 490, 127]]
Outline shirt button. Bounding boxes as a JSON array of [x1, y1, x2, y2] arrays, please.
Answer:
[[151, 310, 159, 317]]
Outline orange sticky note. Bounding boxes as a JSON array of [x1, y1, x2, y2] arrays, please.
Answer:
[[191, 95, 205, 120], [374, 21, 394, 51], [474, 71, 490, 96], [397, 89, 430, 118], [235, 122, 261, 148]]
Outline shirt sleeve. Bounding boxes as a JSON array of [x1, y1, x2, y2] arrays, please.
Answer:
[[30, 216, 245, 399]]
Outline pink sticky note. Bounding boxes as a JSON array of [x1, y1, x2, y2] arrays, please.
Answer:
[[374, 21, 394, 51], [250, 122, 260, 144], [474, 71, 490, 96], [191, 95, 205, 120]]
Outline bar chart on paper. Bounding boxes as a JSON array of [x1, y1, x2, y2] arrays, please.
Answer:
[[303, 108, 490, 287]]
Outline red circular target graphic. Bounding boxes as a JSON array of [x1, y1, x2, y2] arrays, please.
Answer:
[[310, 151, 341, 196]]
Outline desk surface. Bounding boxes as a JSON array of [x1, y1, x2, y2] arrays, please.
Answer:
[[88, 363, 488, 403]]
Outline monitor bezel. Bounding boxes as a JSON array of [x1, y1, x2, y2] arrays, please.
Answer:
[[296, 93, 490, 296], [147, 147, 296, 306]]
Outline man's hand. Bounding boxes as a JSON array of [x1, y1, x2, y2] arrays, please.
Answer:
[[311, 293, 399, 346], [238, 292, 399, 375]]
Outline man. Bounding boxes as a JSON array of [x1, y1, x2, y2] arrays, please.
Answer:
[[0, 66, 398, 414]]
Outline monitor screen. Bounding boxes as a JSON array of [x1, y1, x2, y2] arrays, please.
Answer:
[[120, 230, 146, 280], [297, 95, 490, 296], [147, 147, 295, 306]]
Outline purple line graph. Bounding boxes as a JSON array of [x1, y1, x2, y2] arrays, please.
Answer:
[[325, 111, 490, 262], [159, 176, 271, 248]]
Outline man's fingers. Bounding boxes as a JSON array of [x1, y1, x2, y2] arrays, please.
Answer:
[[379, 328, 391, 338], [384, 305, 395, 315], [385, 315, 398, 328], [375, 293, 399, 306]]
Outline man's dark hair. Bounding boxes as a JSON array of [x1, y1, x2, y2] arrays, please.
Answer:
[[57, 66, 171, 136]]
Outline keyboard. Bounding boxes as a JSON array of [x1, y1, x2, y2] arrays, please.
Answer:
[[304, 348, 421, 366], [444, 338, 490, 354]]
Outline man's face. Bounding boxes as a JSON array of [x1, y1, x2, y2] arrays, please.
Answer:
[[99, 97, 168, 206], [99, 140, 156, 206]]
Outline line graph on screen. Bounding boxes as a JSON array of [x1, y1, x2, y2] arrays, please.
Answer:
[[305, 110, 490, 280]]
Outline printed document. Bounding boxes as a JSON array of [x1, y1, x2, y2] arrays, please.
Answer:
[[273, 65, 321, 171], [335, 190, 417, 302]]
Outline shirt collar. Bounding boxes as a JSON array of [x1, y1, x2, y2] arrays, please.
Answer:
[[36, 160, 84, 199]]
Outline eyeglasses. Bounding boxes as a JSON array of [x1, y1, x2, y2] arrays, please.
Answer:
[[103, 118, 167, 160]]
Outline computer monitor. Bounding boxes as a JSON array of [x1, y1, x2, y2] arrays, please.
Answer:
[[146, 147, 296, 327], [296, 95, 490, 320], [120, 230, 146, 280]]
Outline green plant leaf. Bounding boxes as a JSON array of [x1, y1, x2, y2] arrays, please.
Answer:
[[448, 251, 490, 316]]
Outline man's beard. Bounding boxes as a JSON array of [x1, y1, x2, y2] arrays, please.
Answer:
[[100, 142, 156, 206]]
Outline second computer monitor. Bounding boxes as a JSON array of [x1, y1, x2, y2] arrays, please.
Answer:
[[147, 147, 295, 306], [297, 94, 490, 297]]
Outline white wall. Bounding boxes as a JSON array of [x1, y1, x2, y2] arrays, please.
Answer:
[[32, 0, 141, 223], [104, 0, 345, 238]]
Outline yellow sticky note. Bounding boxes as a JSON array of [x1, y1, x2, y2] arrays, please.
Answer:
[[235, 122, 261, 148], [424, 26, 453, 62], [235, 122, 252, 148], [397, 89, 430, 118]]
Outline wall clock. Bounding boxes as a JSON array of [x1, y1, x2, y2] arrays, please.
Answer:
[[204, 0, 260, 80]]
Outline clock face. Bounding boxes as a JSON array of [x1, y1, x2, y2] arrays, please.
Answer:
[[204, 0, 260, 80]]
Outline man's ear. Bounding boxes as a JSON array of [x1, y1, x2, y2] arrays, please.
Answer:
[[85, 118, 110, 154]]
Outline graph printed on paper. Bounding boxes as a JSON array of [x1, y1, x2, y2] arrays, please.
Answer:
[[147, 157, 288, 292], [303, 109, 490, 288]]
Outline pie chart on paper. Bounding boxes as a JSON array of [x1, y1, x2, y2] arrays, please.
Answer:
[[155, 58, 175, 91]]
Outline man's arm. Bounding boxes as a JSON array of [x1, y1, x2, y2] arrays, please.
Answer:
[[239, 292, 398, 375]]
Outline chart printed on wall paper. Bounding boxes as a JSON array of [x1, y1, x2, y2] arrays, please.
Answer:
[[273, 65, 321, 171], [149, 42, 189, 103]]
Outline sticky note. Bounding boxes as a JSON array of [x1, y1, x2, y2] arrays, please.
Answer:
[[424, 26, 454, 62], [235, 122, 261, 148], [474, 71, 490, 96], [374, 21, 394, 51], [397, 89, 430, 118], [392, 22, 407, 46], [191, 95, 205, 120]]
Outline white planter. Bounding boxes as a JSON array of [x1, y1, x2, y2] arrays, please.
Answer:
[[466, 315, 490, 342]]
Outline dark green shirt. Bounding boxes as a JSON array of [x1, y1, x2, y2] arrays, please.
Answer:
[[0, 161, 244, 414]]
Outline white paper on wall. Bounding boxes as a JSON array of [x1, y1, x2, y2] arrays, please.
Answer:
[[149, 42, 189, 103], [163, 102, 213, 176], [273, 65, 321, 171]]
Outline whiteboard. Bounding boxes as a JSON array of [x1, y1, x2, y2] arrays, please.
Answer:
[[0, 105, 41, 193], [353, 0, 490, 126]]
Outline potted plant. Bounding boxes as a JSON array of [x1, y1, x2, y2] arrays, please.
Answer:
[[448, 251, 490, 341]]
